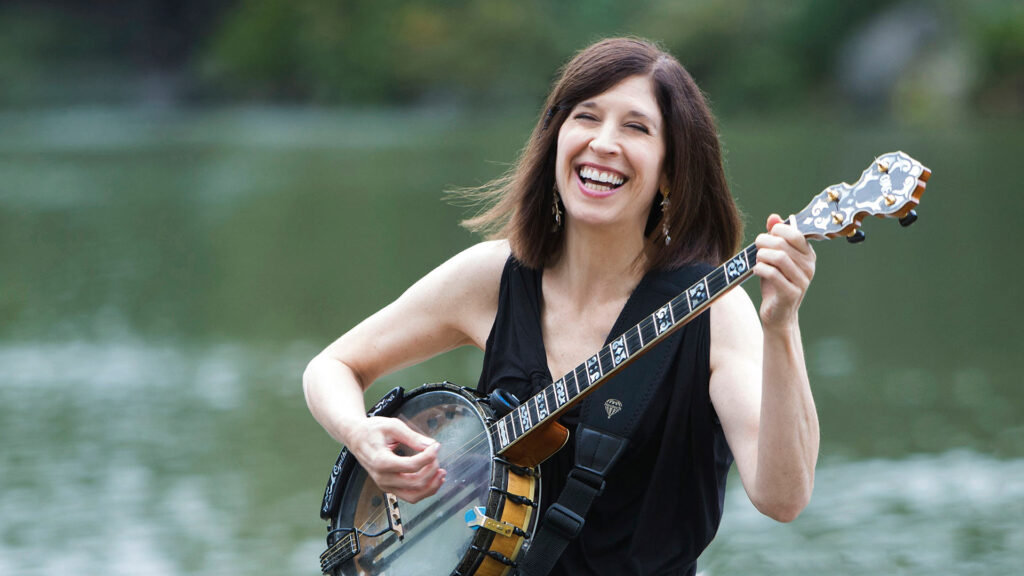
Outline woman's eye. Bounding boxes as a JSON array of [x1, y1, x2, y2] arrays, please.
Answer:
[[626, 123, 650, 134], [574, 113, 597, 122]]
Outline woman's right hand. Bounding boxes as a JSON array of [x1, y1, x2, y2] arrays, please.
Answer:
[[347, 416, 446, 504]]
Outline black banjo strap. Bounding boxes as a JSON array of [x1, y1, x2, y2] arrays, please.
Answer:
[[517, 273, 687, 576], [514, 424, 629, 576]]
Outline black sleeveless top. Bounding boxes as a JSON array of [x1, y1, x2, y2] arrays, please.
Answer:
[[477, 257, 733, 576]]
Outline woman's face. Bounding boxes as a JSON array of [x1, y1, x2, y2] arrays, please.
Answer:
[[555, 74, 666, 236]]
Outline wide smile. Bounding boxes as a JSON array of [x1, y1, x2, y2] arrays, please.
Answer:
[[575, 164, 629, 197]]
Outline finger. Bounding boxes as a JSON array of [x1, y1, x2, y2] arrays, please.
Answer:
[[766, 213, 785, 232], [756, 233, 816, 279], [374, 442, 440, 474], [754, 251, 810, 294], [398, 451, 443, 484], [767, 220, 815, 257], [388, 468, 447, 504], [384, 418, 437, 452]]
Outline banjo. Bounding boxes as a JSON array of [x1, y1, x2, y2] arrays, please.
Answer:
[[317, 152, 931, 576]]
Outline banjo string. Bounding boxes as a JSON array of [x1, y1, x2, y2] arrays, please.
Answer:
[[346, 313, 663, 539]]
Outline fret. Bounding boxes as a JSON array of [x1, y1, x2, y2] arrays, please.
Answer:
[[706, 268, 728, 302], [497, 417, 510, 447], [537, 391, 550, 420], [744, 245, 758, 271], [670, 294, 690, 321], [566, 368, 581, 397], [639, 316, 658, 346], [654, 303, 674, 336], [509, 411, 522, 438], [518, 403, 532, 431], [625, 326, 642, 356], [598, 347, 612, 374], [587, 354, 603, 384], [610, 335, 628, 366], [554, 378, 568, 407], [574, 365, 589, 394]]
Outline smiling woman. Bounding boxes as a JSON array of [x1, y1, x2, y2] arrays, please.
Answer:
[[462, 38, 742, 272], [304, 37, 820, 576], [555, 75, 666, 238]]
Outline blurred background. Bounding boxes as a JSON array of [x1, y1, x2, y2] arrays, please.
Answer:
[[1, 0, 1022, 574]]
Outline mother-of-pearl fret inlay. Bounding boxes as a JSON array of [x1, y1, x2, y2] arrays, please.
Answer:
[[725, 253, 749, 283], [587, 355, 602, 383], [518, 404, 532, 430], [554, 379, 568, 406], [687, 280, 709, 308], [537, 394, 549, 419], [611, 336, 627, 365], [497, 419, 509, 447], [654, 304, 674, 335]]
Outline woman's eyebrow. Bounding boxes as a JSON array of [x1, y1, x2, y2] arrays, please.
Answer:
[[577, 101, 658, 125]]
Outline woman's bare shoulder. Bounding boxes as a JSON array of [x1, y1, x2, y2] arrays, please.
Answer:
[[412, 239, 510, 346], [427, 239, 509, 295], [449, 239, 511, 278]]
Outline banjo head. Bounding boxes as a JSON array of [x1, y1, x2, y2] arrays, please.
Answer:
[[331, 384, 524, 576]]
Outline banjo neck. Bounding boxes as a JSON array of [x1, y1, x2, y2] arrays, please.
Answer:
[[493, 244, 757, 456]]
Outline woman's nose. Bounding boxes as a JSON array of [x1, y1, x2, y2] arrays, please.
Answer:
[[588, 124, 620, 156]]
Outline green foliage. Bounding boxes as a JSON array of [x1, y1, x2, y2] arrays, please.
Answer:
[[956, 0, 1024, 112], [0, 0, 1020, 115], [196, 0, 1021, 115]]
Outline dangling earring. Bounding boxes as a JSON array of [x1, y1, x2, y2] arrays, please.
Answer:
[[552, 186, 563, 231], [660, 187, 672, 245]]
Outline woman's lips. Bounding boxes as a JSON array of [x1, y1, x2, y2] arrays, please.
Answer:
[[576, 169, 621, 198]]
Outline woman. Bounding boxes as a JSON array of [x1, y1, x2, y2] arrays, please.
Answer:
[[304, 37, 818, 575]]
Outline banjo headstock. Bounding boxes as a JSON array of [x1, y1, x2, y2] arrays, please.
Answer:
[[792, 151, 931, 242]]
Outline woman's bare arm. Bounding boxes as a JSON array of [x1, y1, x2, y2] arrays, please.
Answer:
[[302, 240, 510, 502], [709, 217, 819, 522]]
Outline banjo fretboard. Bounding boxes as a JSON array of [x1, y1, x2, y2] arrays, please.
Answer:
[[493, 244, 758, 453]]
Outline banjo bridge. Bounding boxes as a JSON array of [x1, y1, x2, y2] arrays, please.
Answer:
[[384, 492, 404, 540]]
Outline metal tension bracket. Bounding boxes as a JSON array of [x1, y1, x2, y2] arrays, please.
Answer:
[[464, 506, 517, 537]]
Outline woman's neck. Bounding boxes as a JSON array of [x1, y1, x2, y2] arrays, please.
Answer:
[[548, 220, 650, 307]]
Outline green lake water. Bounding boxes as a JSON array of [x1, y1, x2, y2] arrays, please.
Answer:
[[1, 108, 1022, 575]]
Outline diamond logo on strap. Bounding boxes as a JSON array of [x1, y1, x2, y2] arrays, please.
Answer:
[[604, 399, 622, 418]]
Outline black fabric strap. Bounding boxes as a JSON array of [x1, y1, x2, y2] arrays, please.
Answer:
[[516, 426, 627, 576], [516, 271, 690, 576]]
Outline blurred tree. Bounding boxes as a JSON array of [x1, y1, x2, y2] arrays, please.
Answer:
[[0, 0, 228, 106], [0, 0, 1019, 116], [958, 0, 1024, 114]]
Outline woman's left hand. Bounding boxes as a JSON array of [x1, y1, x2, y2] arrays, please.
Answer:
[[753, 214, 816, 329]]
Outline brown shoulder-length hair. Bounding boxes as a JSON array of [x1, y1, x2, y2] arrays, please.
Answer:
[[461, 37, 742, 270]]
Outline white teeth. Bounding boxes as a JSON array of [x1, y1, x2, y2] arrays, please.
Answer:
[[578, 166, 625, 186]]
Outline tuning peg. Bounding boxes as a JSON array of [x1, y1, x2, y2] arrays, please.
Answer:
[[846, 229, 866, 244], [899, 210, 918, 227]]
